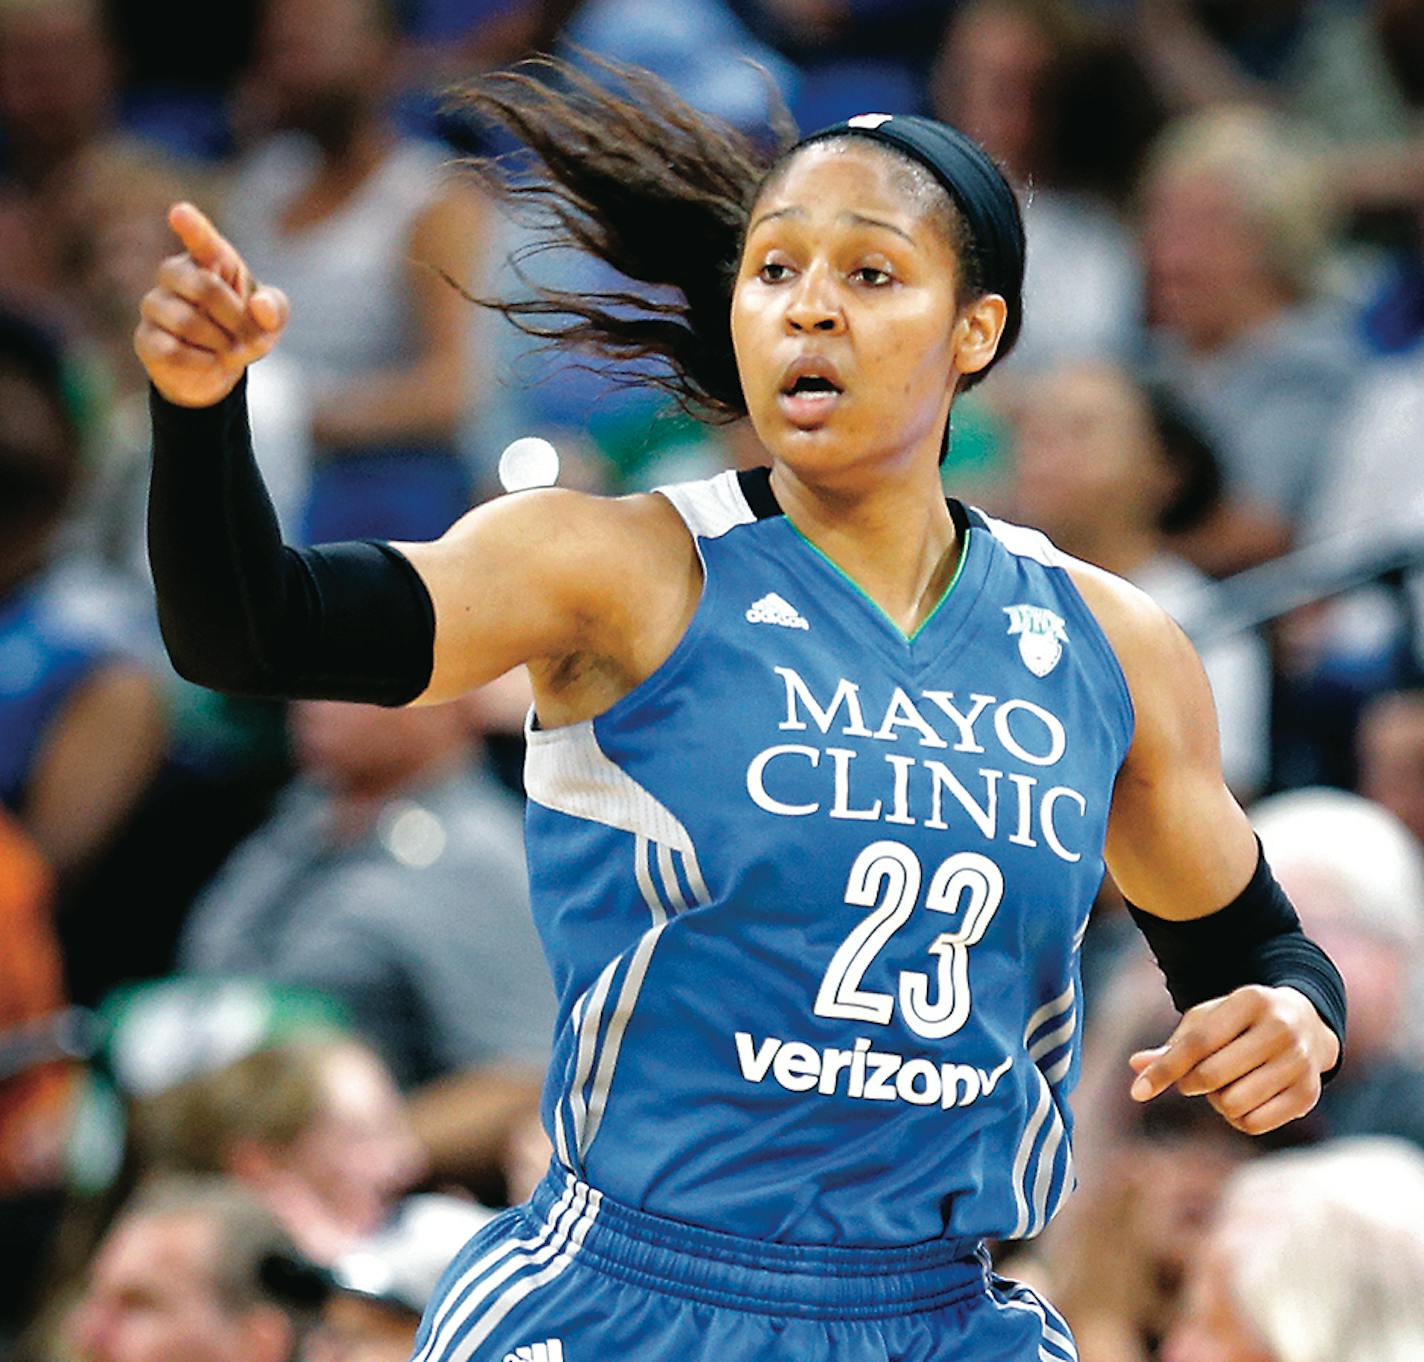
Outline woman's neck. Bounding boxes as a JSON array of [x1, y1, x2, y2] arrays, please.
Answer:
[[770, 460, 959, 638]]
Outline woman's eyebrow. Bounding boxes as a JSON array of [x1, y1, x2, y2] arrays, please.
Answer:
[[842, 212, 915, 244], [747, 205, 915, 245]]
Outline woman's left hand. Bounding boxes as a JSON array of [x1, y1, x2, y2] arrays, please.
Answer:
[[1127, 984, 1339, 1135]]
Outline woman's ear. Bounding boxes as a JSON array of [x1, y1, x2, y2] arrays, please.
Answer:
[[952, 293, 1008, 380]]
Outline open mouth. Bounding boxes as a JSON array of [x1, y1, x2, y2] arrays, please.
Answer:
[[783, 375, 843, 397], [778, 368, 845, 426]]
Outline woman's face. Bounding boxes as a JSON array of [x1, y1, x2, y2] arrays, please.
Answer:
[[1142, 168, 1269, 350], [730, 140, 1005, 485], [1012, 362, 1174, 545], [280, 1045, 424, 1245], [1162, 1241, 1276, 1362]]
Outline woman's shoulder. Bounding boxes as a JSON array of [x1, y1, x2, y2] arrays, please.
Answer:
[[969, 507, 1171, 655], [420, 483, 698, 634]]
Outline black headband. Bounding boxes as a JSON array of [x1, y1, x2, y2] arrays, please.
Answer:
[[792, 113, 1025, 347]]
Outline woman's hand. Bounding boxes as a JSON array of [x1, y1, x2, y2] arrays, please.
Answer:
[[1128, 984, 1339, 1134], [134, 201, 290, 409]]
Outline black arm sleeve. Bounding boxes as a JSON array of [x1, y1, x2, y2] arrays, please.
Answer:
[[147, 376, 436, 706], [1126, 842, 1347, 1081]]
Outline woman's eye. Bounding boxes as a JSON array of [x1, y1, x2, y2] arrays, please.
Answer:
[[854, 266, 893, 286], [759, 261, 792, 283]]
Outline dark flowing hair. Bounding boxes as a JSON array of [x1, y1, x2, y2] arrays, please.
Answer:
[[445, 56, 1007, 423]]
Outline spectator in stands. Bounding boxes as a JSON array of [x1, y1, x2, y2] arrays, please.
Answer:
[[68, 1174, 319, 1362], [0, 0, 120, 306], [1253, 787, 1424, 1148], [1163, 1138, 1424, 1362], [177, 692, 553, 1091], [0, 306, 165, 893], [130, 1037, 424, 1263], [175, 692, 553, 1195], [1011, 360, 1269, 797], [1300, 331, 1424, 687], [0, 809, 71, 1197], [932, 0, 1160, 376], [0, 809, 75, 1344], [304, 1194, 491, 1362], [1359, 690, 1424, 847], [1135, 0, 1424, 160], [724, 0, 946, 127], [221, 0, 485, 542], [1140, 105, 1357, 572]]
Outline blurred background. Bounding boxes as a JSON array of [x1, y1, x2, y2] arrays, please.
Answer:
[[1, 1, 1423, 1359]]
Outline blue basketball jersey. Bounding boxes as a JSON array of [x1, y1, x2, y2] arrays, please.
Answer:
[[523, 468, 1134, 1246]]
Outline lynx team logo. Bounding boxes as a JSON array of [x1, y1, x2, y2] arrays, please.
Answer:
[[1004, 604, 1067, 677]]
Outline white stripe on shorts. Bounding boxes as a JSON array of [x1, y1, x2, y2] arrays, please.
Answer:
[[414, 1180, 583, 1362], [448, 1184, 602, 1362], [989, 1280, 1078, 1362]]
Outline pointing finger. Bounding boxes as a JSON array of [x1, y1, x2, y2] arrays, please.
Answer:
[[168, 201, 251, 298], [167, 202, 224, 268]]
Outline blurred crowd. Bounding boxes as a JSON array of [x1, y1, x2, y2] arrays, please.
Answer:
[[1, 0, 1423, 1359]]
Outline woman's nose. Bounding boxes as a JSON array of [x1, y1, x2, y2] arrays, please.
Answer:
[[785, 266, 844, 334]]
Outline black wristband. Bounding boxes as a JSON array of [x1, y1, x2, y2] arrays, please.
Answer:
[[148, 378, 436, 705], [1126, 843, 1347, 1082]]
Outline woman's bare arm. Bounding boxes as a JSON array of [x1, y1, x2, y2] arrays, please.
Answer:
[[394, 486, 700, 721], [1071, 561, 1341, 1134]]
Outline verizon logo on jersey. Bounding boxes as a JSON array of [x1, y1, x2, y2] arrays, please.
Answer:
[[736, 1031, 1012, 1109]]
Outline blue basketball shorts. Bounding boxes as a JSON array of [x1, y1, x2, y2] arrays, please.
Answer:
[[411, 1165, 1078, 1362]]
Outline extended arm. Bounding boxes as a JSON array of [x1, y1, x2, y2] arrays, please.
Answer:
[[138, 203, 700, 716], [148, 378, 436, 704], [1077, 566, 1345, 1134]]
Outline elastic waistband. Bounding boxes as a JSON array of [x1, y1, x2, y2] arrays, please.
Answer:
[[527, 1164, 987, 1320]]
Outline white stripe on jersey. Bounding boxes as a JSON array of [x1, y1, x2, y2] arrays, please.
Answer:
[[1023, 981, 1074, 1046], [552, 991, 589, 1170], [566, 959, 620, 1167], [1028, 1015, 1076, 1062], [1043, 1051, 1073, 1085], [1009, 1071, 1055, 1239], [656, 841, 689, 913], [634, 835, 667, 926], [1029, 1102, 1068, 1237], [580, 920, 670, 1158], [988, 1283, 1078, 1362], [578, 843, 712, 1158]]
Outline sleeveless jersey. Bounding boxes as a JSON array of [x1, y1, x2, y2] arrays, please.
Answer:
[[523, 469, 1134, 1247]]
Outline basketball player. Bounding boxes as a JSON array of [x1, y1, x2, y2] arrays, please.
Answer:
[[135, 63, 1345, 1362]]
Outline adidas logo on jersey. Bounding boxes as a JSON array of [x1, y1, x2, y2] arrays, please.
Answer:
[[1004, 604, 1067, 677], [746, 593, 809, 630], [503, 1342, 564, 1362]]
